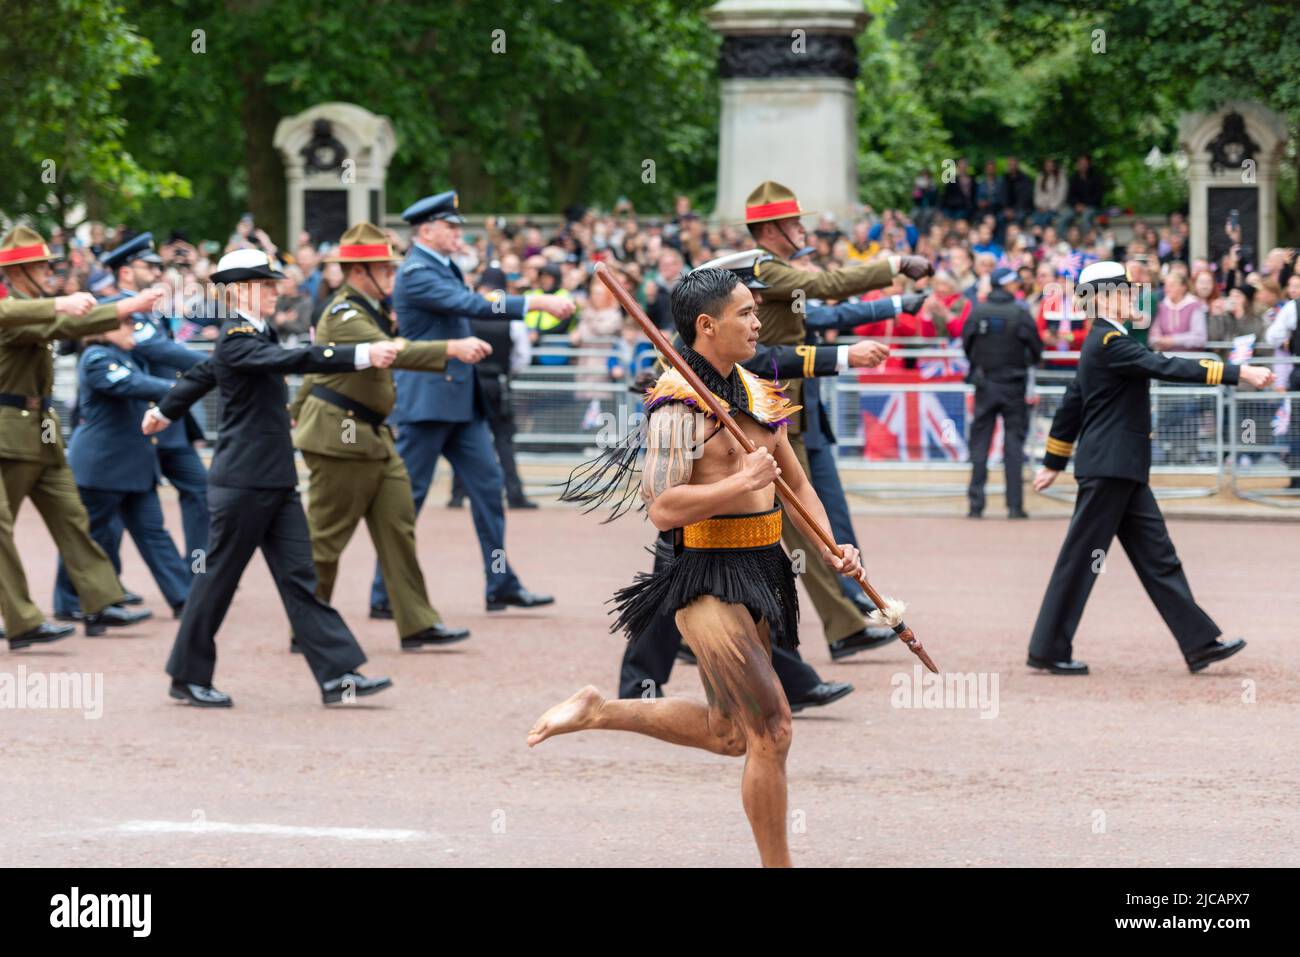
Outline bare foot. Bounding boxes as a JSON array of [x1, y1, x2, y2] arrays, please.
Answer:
[[527, 685, 604, 747]]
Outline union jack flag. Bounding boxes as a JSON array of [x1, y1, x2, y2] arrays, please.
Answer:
[[1273, 398, 1291, 438], [918, 338, 970, 380], [860, 389, 970, 461]]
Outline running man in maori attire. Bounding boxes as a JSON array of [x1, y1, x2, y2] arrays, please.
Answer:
[[528, 267, 863, 867]]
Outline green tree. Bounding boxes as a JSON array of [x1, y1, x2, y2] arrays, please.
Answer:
[[116, 0, 720, 246], [0, 0, 189, 232], [890, 0, 1300, 233]]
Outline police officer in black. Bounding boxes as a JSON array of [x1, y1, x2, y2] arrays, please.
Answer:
[[961, 266, 1042, 518], [143, 249, 397, 708], [448, 267, 534, 508], [1029, 261, 1274, 675]]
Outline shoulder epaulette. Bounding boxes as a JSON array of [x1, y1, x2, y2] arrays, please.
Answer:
[[226, 324, 257, 336], [644, 366, 800, 428], [1102, 330, 1123, 345]]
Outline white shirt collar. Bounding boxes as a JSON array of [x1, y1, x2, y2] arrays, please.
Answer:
[[1101, 316, 1127, 335], [236, 308, 266, 333], [414, 240, 451, 267]]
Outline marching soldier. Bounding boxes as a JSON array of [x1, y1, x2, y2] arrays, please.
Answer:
[[1029, 261, 1274, 674], [290, 222, 484, 650], [53, 231, 209, 618], [144, 248, 397, 707], [0, 225, 155, 645], [63, 323, 192, 616], [370, 190, 569, 615], [745, 181, 933, 660], [0, 287, 100, 646], [961, 266, 1042, 518]]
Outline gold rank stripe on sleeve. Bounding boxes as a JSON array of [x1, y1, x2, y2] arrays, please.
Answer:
[[1198, 358, 1225, 385], [795, 344, 816, 378], [1045, 437, 1074, 457]]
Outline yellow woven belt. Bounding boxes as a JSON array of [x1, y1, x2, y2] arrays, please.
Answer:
[[682, 509, 783, 550]]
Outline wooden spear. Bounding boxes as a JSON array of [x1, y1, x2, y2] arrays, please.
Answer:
[[593, 262, 938, 674]]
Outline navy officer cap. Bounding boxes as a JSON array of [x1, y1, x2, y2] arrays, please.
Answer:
[[102, 231, 162, 270], [402, 190, 465, 226]]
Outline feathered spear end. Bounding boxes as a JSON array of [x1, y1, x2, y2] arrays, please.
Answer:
[[866, 597, 907, 629]]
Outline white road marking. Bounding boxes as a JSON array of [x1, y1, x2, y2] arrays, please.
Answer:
[[115, 820, 430, 842]]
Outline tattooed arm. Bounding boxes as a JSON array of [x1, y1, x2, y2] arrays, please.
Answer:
[[643, 403, 770, 531]]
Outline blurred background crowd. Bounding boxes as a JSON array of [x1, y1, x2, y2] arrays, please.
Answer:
[[18, 152, 1299, 389]]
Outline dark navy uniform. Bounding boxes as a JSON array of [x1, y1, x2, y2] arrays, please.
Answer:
[[802, 293, 924, 599], [960, 283, 1043, 515], [371, 191, 543, 609], [450, 317, 527, 504], [158, 316, 373, 690], [1029, 319, 1237, 663], [55, 232, 210, 616], [56, 344, 191, 612], [124, 309, 209, 551]]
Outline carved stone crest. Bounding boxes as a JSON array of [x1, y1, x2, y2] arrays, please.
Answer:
[[1206, 111, 1259, 175]]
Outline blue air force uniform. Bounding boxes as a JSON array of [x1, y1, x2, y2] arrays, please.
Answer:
[[1029, 262, 1245, 671], [54, 232, 209, 616], [370, 191, 544, 609], [56, 344, 191, 612]]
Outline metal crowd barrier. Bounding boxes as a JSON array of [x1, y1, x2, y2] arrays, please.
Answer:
[[48, 336, 1300, 508]]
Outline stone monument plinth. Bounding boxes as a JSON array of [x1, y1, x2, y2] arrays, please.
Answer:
[[708, 0, 868, 226], [1178, 102, 1287, 265], [273, 102, 397, 246]]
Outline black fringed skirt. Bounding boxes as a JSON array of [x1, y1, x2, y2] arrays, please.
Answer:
[[610, 507, 801, 649]]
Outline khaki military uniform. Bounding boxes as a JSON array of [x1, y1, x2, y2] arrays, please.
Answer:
[[754, 254, 895, 643], [0, 293, 126, 630], [291, 283, 449, 639]]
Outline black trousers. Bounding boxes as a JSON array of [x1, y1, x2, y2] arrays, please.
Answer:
[[1028, 477, 1220, 661], [968, 377, 1028, 514], [451, 378, 525, 503], [166, 484, 366, 687], [617, 533, 824, 700]]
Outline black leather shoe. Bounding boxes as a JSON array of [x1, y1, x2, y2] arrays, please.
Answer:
[[54, 610, 83, 622], [84, 604, 153, 636], [1026, 654, 1089, 675], [1008, 509, 1029, 519], [1185, 638, 1246, 673], [401, 623, 471, 649], [8, 621, 76, 650], [788, 680, 854, 714], [508, 497, 539, 510], [322, 672, 392, 705], [369, 603, 394, 620], [447, 496, 465, 509], [829, 627, 898, 660], [967, 509, 983, 519], [169, 681, 233, 708], [119, 590, 144, 606], [486, 589, 555, 612]]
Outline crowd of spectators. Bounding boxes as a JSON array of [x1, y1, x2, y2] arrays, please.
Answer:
[[19, 154, 1300, 392]]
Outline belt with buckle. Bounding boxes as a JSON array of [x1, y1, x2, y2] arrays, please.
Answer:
[[308, 385, 385, 428], [0, 392, 49, 412]]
